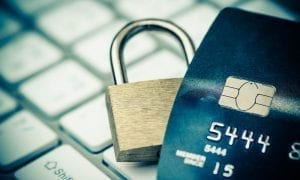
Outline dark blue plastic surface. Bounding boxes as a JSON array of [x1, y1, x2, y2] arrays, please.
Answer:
[[158, 8, 300, 180]]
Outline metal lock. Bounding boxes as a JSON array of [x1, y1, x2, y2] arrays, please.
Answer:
[[106, 19, 195, 162]]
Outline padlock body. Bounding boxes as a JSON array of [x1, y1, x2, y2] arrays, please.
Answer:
[[106, 78, 182, 162]]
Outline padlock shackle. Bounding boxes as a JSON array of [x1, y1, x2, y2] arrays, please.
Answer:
[[110, 19, 195, 85]]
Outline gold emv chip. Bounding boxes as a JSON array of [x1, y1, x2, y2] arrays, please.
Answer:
[[218, 76, 276, 117]]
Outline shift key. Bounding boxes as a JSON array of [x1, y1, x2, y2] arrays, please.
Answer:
[[15, 145, 110, 180]]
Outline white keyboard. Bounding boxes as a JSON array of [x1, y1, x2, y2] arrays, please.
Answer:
[[60, 95, 111, 153], [0, 32, 62, 83], [0, 10, 20, 40], [20, 60, 102, 117], [0, 111, 58, 171], [37, 1, 114, 44], [0, 0, 297, 179], [15, 145, 110, 180], [0, 88, 17, 116], [73, 20, 157, 74]]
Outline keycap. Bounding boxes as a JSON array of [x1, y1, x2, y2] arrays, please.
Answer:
[[116, 0, 195, 19], [0, 111, 58, 170], [174, 4, 218, 47], [60, 95, 111, 152], [15, 145, 110, 180], [0, 10, 21, 40], [211, 0, 239, 7], [74, 20, 157, 74], [7, 0, 59, 15], [238, 0, 296, 21], [0, 88, 17, 116], [103, 147, 157, 180], [0, 32, 61, 83], [128, 50, 186, 82], [20, 60, 102, 117], [38, 1, 114, 44]]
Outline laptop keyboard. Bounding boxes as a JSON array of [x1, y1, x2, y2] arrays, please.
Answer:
[[0, 110, 58, 171], [0, 0, 298, 179]]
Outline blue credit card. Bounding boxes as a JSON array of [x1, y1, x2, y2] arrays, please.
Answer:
[[158, 8, 300, 179]]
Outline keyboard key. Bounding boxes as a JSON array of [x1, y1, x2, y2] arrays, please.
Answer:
[[238, 0, 296, 21], [0, 10, 21, 40], [174, 4, 218, 47], [211, 0, 239, 7], [0, 88, 17, 116], [7, 0, 59, 15], [60, 96, 111, 152], [128, 50, 186, 82], [38, 1, 114, 44], [0, 111, 58, 170], [0, 32, 61, 83], [15, 145, 110, 180], [74, 20, 157, 74], [20, 61, 102, 117], [103, 147, 157, 180], [116, 0, 195, 19]]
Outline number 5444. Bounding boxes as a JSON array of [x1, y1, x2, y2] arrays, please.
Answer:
[[207, 122, 271, 153]]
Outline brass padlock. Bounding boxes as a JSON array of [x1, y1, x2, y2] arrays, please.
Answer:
[[106, 19, 195, 162]]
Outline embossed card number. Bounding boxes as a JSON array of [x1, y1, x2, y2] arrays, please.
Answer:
[[207, 122, 271, 153]]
